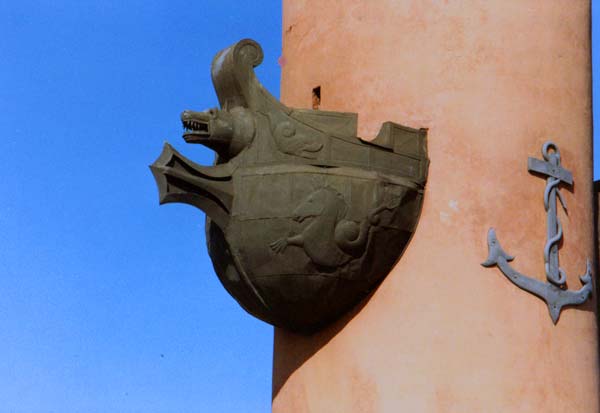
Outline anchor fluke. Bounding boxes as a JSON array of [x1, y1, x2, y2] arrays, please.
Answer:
[[580, 260, 593, 285], [481, 228, 515, 267]]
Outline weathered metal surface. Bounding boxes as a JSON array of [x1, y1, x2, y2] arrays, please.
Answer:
[[150, 39, 429, 333], [482, 142, 592, 324]]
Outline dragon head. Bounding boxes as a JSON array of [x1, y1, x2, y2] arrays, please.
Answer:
[[181, 106, 256, 160]]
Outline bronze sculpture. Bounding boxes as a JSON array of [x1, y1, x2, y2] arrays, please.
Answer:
[[150, 39, 429, 333]]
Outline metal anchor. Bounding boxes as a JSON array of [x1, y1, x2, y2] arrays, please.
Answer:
[[482, 141, 592, 324]]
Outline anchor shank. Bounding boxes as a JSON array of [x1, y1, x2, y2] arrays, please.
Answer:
[[545, 179, 560, 282]]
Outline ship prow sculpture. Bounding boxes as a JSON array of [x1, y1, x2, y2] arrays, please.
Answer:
[[150, 39, 429, 333]]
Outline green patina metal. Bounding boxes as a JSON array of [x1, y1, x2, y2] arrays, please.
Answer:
[[150, 39, 429, 333]]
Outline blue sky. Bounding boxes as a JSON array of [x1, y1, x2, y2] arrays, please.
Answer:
[[0, 2, 598, 413], [1, 1, 280, 412]]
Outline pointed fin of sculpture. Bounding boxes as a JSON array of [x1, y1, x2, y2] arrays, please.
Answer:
[[150, 143, 234, 229]]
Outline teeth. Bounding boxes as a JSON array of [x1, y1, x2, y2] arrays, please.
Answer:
[[182, 119, 206, 133]]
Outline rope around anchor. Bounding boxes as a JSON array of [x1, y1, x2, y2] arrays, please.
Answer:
[[543, 214, 563, 264], [543, 214, 565, 284], [543, 177, 567, 212], [541, 147, 568, 286]]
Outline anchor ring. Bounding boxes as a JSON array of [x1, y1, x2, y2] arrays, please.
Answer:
[[542, 141, 560, 161]]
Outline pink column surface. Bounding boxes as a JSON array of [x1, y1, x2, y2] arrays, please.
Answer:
[[273, 1, 597, 412]]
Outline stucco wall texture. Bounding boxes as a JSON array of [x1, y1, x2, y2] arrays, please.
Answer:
[[273, 1, 597, 412]]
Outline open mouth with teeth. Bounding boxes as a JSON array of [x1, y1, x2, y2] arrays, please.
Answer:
[[183, 118, 209, 134], [179, 107, 254, 160], [181, 110, 211, 143]]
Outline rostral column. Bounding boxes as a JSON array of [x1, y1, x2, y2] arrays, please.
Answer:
[[273, 1, 598, 412]]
